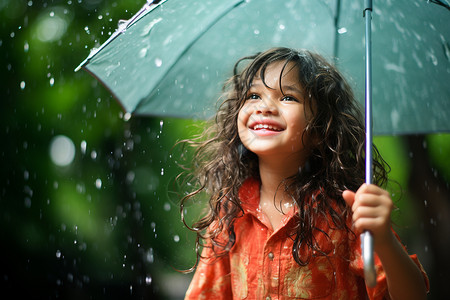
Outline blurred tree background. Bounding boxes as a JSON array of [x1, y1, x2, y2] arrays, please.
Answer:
[[0, 0, 448, 299]]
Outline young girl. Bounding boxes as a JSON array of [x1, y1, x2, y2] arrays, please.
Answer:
[[180, 48, 428, 299]]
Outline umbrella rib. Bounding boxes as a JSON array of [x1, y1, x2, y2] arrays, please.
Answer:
[[333, 0, 342, 62], [134, 0, 246, 113], [428, 0, 450, 10]]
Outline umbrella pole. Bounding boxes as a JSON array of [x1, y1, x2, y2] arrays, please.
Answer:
[[362, 0, 377, 288]]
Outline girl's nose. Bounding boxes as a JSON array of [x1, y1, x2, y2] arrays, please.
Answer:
[[256, 98, 278, 115]]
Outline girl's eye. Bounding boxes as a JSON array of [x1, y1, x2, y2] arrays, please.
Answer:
[[281, 96, 299, 102], [247, 94, 260, 100]]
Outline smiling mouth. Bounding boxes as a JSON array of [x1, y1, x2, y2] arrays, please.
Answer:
[[251, 124, 283, 131]]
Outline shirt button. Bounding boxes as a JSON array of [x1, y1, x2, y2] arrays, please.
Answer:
[[268, 252, 274, 260]]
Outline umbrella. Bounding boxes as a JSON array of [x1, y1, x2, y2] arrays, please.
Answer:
[[75, 0, 450, 288], [75, 0, 450, 135]]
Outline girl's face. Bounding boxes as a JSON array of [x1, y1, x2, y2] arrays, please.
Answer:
[[237, 61, 312, 164]]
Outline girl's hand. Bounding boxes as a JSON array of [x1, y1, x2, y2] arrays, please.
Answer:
[[342, 184, 394, 250]]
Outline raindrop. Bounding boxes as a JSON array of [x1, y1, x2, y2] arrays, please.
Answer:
[[126, 171, 135, 184], [95, 178, 102, 189], [36, 13, 68, 42], [278, 24, 285, 30], [76, 183, 85, 194], [160, 168, 164, 176], [173, 235, 180, 242], [163, 202, 171, 211], [253, 29, 260, 35], [24, 41, 29, 52], [123, 112, 131, 121], [24, 197, 32, 208], [145, 248, 154, 263], [49, 77, 55, 86], [20, 81, 26, 90], [91, 150, 97, 160], [145, 276, 152, 285], [28, 1, 33, 6], [154, 58, 162, 67], [50, 135, 76, 167], [56, 250, 62, 258], [80, 140, 87, 154]]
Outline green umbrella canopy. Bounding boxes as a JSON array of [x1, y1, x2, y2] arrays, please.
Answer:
[[78, 0, 450, 135]]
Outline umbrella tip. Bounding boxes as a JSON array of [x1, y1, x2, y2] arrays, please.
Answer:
[[74, 58, 88, 72]]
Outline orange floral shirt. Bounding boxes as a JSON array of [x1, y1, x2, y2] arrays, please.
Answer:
[[185, 178, 428, 300]]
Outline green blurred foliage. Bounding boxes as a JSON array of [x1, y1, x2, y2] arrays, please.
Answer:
[[0, 1, 199, 299], [0, 1, 449, 299]]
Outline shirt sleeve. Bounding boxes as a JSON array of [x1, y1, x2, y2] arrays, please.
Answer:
[[184, 243, 233, 300], [349, 230, 430, 300]]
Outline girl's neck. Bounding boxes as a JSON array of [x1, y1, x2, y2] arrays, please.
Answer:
[[257, 154, 303, 202], [257, 155, 303, 230]]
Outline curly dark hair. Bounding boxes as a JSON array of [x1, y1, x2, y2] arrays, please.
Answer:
[[179, 47, 388, 268]]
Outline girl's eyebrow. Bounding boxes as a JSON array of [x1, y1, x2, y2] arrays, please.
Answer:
[[281, 85, 303, 94]]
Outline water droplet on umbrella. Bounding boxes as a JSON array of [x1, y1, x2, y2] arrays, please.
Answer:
[[426, 50, 438, 66], [139, 47, 148, 58], [173, 235, 180, 242], [155, 58, 162, 67], [338, 27, 347, 34], [141, 17, 162, 36], [145, 276, 152, 285], [24, 41, 29, 52], [49, 77, 55, 86], [20, 81, 26, 90]]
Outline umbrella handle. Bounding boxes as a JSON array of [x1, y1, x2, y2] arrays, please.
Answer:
[[361, 231, 377, 287], [363, 0, 377, 288]]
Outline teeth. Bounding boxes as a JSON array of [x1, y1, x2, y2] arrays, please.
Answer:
[[253, 124, 282, 131]]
